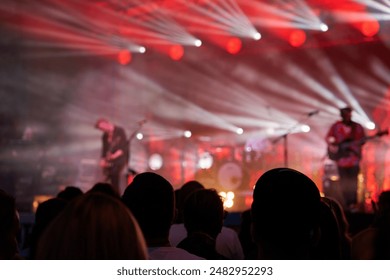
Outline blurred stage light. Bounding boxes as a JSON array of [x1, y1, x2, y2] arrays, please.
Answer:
[[198, 152, 213, 169], [253, 32, 261, 40], [365, 121, 376, 130], [219, 191, 235, 209], [183, 130, 192, 138], [301, 124, 311, 133], [148, 153, 163, 170], [320, 23, 329, 32], [266, 127, 276, 135], [224, 199, 234, 209], [118, 50, 132, 65], [139, 46, 146, 53], [226, 37, 242, 54], [136, 132, 143, 140], [194, 39, 202, 47], [289, 30, 306, 47], [226, 191, 235, 200], [236, 127, 244, 135], [361, 20, 380, 37], [169, 45, 184, 61]]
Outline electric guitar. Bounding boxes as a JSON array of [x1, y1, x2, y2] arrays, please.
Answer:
[[327, 128, 388, 161], [101, 134, 128, 178], [102, 122, 144, 177]]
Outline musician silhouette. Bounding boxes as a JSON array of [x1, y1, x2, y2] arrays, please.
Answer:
[[95, 118, 128, 195], [326, 107, 366, 212]]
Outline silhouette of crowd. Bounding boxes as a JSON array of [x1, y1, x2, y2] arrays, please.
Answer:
[[1, 167, 390, 260]]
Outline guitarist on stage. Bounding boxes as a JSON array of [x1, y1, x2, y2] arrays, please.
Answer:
[[95, 118, 129, 194], [326, 107, 366, 211]]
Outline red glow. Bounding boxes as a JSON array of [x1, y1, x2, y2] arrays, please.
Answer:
[[312, 0, 366, 11], [360, 20, 380, 37], [169, 45, 184, 61], [118, 50, 132, 65], [226, 37, 242, 54], [245, 196, 253, 208], [289, 30, 306, 47]]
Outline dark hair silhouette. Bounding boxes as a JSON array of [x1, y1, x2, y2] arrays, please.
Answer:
[[88, 182, 120, 198], [0, 189, 20, 259], [373, 191, 390, 259], [122, 172, 175, 245], [57, 186, 83, 201], [178, 188, 225, 259], [29, 198, 68, 259], [175, 180, 205, 223], [251, 168, 321, 259], [318, 196, 351, 259], [238, 209, 257, 259], [183, 189, 223, 238]]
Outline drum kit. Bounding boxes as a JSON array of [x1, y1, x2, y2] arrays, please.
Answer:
[[195, 144, 254, 191]]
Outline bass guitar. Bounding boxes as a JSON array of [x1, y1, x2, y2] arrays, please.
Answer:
[[328, 128, 388, 161]]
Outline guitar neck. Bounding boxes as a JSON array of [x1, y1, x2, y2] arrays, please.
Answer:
[[350, 130, 388, 146]]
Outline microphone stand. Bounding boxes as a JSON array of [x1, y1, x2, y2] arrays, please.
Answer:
[[272, 111, 318, 167], [127, 121, 146, 172]]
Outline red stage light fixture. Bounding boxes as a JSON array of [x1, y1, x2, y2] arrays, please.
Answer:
[[118, 50, 132, 65], [226, 37, 242, 54], [288, 30, 306, 47], [360, 20, 380, 37], [169, 45, 184, 61]]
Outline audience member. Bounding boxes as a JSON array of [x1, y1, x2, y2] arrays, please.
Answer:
[[177, 188, 226, 259], [238, 209, 257, 259], [321, 196, 351, 259], [0, 189, 21, 259], [56, 185, 83, 202], [352, 190, 390, 259], [169, 180, 244, 259], [122, 172, 203, 260], [169, 180, 206, 245], [28, 197, 68, 259], [35, 192, 147, 259], [313, 197, 348, 259], [88, 182, 120, 199], [251, 168, 322, 259], [174, 180, 205, 224]]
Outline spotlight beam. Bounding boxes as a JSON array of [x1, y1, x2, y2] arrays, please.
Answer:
[[242, 0, 325, 31], [310, 51, 372, 123], [118, 68, 241, 134], [371, 57, 390, 84], [178, 0, 252, 36], [48, 0, 200, 47], [354, 0, 390, 14], [334, 11, 390, 22], [168, 11, 232, 31], [186, 2, 244, 30], [218, 0, 259, 35], [3, 2, 146, 54], [275, 0, 314, 20], [282, 62, 344, 108], [179, 0, 260, 39]]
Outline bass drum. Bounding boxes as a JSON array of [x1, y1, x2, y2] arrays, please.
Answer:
[[217, 161, 243, 191]]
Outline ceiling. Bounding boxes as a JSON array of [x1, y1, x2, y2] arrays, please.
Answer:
[[1, 0, 390, 191]]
